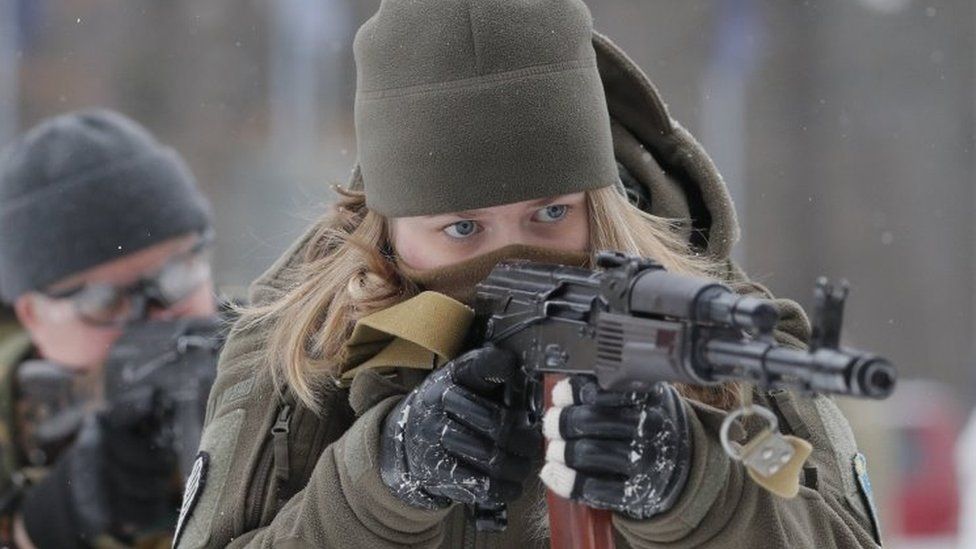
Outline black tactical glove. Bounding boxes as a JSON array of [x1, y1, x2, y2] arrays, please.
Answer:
[[14, 319, 217, 549], [540, 376, 692, 520], [20, 405, 177, 547], [379, 346, 542, 509]]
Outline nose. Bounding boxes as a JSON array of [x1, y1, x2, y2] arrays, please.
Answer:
[[494, 223, 547, 249]]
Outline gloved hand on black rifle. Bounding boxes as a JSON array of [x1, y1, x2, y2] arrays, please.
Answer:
[[539, 376, 692, 520], [19, 387, 177, 547], [379, 345, 542, 509]]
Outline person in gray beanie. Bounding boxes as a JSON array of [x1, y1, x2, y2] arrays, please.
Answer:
[[0, 109, 214, 304], [0, 109, 223, 548]]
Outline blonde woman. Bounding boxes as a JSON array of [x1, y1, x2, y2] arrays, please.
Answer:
[[173, 1, 881, 548]]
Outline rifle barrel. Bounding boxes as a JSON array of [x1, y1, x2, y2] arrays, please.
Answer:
[[702, 338, 896, 398]]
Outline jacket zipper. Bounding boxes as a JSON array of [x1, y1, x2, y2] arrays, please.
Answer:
[[243, 404, 291, 529], [271, 405, 293, 486]]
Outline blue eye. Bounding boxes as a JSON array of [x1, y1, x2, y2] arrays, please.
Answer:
[[444, 220, 480, 239], [535, 204, 568, 223]]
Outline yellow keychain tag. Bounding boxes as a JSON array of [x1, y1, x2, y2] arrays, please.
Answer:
[[720, 405, 813, 499]]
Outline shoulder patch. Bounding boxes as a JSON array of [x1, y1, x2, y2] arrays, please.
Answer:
[[215, 377, 256, 411], [853, 452, 882, 543], [174, 452, 210, 548], [177, 408, 246, 548]]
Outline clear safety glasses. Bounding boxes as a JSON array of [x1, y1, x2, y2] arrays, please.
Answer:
[[43, 231, 214, 327]]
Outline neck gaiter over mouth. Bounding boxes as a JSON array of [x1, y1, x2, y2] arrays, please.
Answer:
[[397, 244, 590, 304]]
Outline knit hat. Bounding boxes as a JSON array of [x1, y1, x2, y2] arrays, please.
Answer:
[[353, 0, 618, 217], [0, 109, 213, 302]]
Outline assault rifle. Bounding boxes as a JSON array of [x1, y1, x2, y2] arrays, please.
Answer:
[[470, 251, 896, 548], [101, 317, 223, 477], [15, 317, 222, 480]]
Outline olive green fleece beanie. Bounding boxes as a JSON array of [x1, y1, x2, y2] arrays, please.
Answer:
[[353, 0, 618, 218]]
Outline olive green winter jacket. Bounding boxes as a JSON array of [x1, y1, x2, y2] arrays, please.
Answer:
[[0, 313, 31, 510]]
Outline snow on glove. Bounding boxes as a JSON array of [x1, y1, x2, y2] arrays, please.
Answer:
[[540, 376, 692, 520], [379, 345, 542, 509]]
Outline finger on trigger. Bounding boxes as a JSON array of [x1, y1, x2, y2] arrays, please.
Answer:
[[451, 346, 516, 394]]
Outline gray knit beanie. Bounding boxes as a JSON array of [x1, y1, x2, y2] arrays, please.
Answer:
[[0, 109, 213, 302], [354, 0, 618, 217]]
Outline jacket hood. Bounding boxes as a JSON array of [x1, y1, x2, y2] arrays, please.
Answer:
[[593, 31, 738, 259]]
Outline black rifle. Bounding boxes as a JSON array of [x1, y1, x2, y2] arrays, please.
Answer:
[[15, 317, 223, 480], [469, 251, 896, 536], [101, 317, 223, 478]]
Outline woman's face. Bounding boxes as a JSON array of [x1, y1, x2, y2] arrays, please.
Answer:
[[393, 192, 589, 269]]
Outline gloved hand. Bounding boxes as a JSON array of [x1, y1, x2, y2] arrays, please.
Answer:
[[540, 376, 692, 520], [20, 399, 177, 547], [379, 346, 542, 509]]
